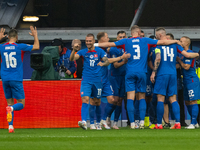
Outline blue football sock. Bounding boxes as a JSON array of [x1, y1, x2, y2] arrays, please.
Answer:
[[127, 99, 134, 123], [89, 105, 95, 124], [102, 103, 116, 120], [169, 102, 175, 120], [134, 100, 140, 120], [114, 105, 122, 122], [139, 99, 146, 121], [171, 101, 180, 122], [157, 101, 164, 124], [8, 105, 14, 126], [96, 106, 101, 123], [191, 104, 199, 125], [81, 103, 88, 122], [107, 103, 117, 118], [12, 103, 24, 111]]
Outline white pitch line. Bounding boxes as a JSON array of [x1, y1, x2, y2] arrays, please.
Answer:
[[0, 135, 88, 138]]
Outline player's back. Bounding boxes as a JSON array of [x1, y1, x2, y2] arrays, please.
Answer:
[[0, 42, 32, 81], [115, 37, 158, 74], [156, 44, 183, 76]]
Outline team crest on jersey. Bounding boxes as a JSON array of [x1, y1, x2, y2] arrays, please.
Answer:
[[90, 55, 94, 59], [94, 54, 98, 57]]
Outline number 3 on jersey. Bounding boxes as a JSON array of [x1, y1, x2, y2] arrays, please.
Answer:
[[133, 45, 140, 59], [3, 52, 17, 68]]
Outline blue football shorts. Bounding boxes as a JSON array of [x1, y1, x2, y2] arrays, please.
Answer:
[[3, 81, 25, 99], [153, 74, 177, 96], [80, 81, 102, 99], [125, 72, 147, 93], [183, 79, 200, 101], [109, 75, 125, 97], [102, 78, 113, 97]]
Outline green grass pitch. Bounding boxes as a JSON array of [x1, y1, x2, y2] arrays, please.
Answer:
[[0, 127, 200, 150]]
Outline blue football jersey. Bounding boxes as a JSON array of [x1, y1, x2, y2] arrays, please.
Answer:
[[114, 37, 158, 74], [154, 44, 184, 76], [0, 42, 33, 81], [181, 49, 199, 84], [77, 47, 107, 82], [100, 47, 109, 83], [109, 47, 126, 76]]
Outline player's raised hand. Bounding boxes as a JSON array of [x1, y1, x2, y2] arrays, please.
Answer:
[[29, 26, 38, 37], [97, 61, 104, 66], [150, 72, 156, 83], [73, 43, 79, 51], [176, 40, 182, 46], [121, 52, 131, 59], [0, 28, 6, 40]]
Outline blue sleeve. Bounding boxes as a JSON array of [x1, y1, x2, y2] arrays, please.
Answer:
[[183, 51, 193, 65], [77, 49, 84, 57], [68, 60, 77, 74], [18, 43, 33, 52], [144, 38, 158, 45], [100, 49, 107, 59], [176, 44, 184, 53], [114, 38, 127, 47]]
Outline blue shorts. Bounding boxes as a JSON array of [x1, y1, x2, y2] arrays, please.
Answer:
[[109, 75, 125, 97], [125, 72, 146, 93], [153, 74, 177, 96], [102, 79, 113, 97], [183, 80, 200, 101], [146, 73, 153, 96], [80, 81, 102, 99], [3, 81, 25, 99]]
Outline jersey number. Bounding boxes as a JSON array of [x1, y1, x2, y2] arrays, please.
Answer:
[[3, 52, 17, 68], [188, 90, 194, 98], [133, 45, 140, 60], [90, 60, 95, 67], [162, 46, 174, 62]]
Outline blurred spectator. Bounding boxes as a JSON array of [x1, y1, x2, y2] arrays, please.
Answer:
[[72, 39, 83, 78], [51, 38, 76, 78], [140, 30, 145, 37]]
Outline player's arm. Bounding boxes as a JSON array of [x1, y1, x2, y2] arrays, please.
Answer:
[[150, 48, 161, 83], [113, 59, 127, 68], [0, 28, 6, 40], [108, 52, 130, 64], [157, 40, 179, 45], [148, 59, 154, 70], [70, 43, 80, 61], [97, 56, 110, 66], [181, 50, 199, 59], [94, 42, 116, 48], [29, 26, 40, 50], [176, 57, 191, 70]]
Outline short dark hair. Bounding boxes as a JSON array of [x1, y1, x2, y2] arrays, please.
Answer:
[[97, 32, 106, 41], [8, 29, 18, 38], [86, 33, 95, 39], [117, 31, 126, 35], [166, 33, 174, 40], [141, 30, 144, 33]]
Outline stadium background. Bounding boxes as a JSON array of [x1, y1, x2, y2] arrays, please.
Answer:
[[0, 0, 200, 128]]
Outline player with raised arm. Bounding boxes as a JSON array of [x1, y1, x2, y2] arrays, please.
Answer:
[[150, 28, 199, 129], [0, 26, 39, 133], [177, 36, 200, 129], [95, 25, 180, 129]]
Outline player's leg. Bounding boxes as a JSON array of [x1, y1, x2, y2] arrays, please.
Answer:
[[169, 95, 181, 129], [93, 98, 102, 130], [6, 98, 15, 133], [149, 94, 157, 129], [89, 98, 96, 129], [134, 93, 140, 129], [126, 73, 136, 129], [113, 96, 122, 129], [155, 94, 165, 129]]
